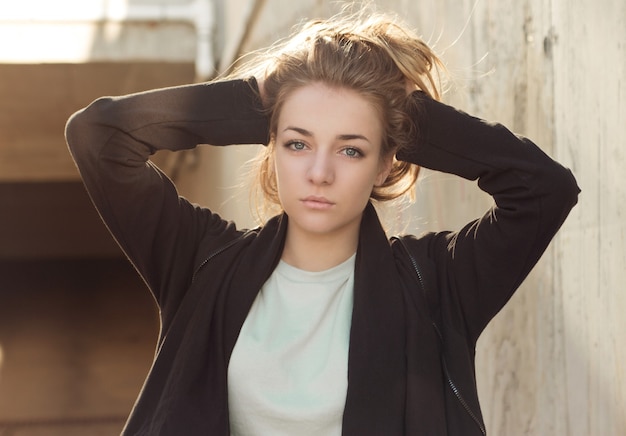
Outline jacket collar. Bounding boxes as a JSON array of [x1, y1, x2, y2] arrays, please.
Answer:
[[342, 202, 407, 433]]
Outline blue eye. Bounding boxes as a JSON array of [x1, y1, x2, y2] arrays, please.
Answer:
[[287, 140, 306, 151], [343, 147, 363, 158]]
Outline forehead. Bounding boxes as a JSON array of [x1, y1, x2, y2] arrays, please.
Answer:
[[276, 83, 382, 142]]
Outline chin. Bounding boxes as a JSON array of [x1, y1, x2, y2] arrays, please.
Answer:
[[291, 218, 336, 235], [291, 213, 360, 238]]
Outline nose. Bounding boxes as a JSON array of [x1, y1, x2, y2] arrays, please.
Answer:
[[307, 151, 334, 185]]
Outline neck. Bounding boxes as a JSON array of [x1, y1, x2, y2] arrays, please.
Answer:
[[281, 224, 359, 272]]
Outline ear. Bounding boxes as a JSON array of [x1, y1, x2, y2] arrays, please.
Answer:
[[375, 153, 394, 186]]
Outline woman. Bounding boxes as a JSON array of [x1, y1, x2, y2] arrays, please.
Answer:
[[65, 11, 579, 436]]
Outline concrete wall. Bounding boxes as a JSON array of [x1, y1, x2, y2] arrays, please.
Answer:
[[551, 1, 625, 434]]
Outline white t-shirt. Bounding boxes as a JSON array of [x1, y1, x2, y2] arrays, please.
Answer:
[[228, 254, 356, 436]]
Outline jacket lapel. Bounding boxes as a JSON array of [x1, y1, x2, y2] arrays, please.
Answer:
[[223, 214, 287, 361], [342, 202, 407, 434]]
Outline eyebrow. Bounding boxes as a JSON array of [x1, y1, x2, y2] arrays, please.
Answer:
[[283, 126, 372, 143]]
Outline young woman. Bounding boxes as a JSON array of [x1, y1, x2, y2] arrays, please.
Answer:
[[65, 11, 579, 436]]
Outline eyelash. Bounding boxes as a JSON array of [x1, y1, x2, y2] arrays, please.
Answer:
[[284, 141, 364, 159], [342, 147, 364, 159], [285, 140, 307, 151]]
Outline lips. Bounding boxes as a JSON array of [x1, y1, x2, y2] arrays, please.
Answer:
[[301, 195, 335, 210]]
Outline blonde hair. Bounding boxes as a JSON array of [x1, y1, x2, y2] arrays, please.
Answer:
[[232, 9, 445, 219]]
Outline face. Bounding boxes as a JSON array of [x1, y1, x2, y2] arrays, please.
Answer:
[[273, 82, 392, 241]]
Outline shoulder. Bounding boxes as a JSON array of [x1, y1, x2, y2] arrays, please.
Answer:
[[391, 231, 452, 264], [390, 232, 452, 314]]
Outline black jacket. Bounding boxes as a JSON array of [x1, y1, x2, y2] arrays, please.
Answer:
[[65, 78, 579, 435]]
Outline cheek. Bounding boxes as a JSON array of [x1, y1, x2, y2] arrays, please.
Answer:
[[376, 158, 393, 185], [273, 154, 296, 196], [347, 168, 380, 200], [273, 153, 286, 185]]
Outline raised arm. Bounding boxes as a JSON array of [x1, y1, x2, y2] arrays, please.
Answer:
[[65, 78, 269, 307], [398, 91, 579, 341]]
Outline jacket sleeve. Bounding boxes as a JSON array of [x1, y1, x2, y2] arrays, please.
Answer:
[[65, 78, 269, 308], [397, 91, 580, 341]]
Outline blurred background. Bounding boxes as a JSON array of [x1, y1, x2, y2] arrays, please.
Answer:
[[0, 0, 623, 434]]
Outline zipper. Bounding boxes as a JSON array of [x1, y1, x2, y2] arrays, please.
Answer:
[[393, 237, 487, 436], [191, 230, 256, 284], [154, 231, 253, 354]]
